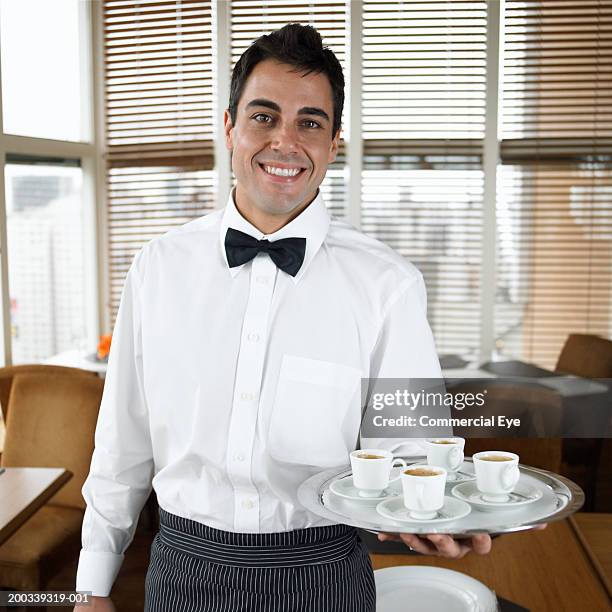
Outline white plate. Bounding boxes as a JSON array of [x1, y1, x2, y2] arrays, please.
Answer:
[[329, 474, 401, 502], [376, 495, 472, 525], [375, 566, 498, 612], [452, 480, 543, 511]]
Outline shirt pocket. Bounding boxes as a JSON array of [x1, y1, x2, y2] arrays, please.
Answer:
[[267, 354, 362, 467]]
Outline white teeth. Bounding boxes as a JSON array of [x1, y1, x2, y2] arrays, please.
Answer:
[[264, 165, 301, 177]]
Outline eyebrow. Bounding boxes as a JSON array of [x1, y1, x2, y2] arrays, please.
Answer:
[[246, 98, 330, 123]]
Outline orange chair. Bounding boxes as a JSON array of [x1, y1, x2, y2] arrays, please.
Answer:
[[0, 364, 97, 457], [0, 364, 97, 426], [0, 372, 104, 590]]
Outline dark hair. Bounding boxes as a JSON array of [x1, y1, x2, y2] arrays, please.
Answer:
[[229, 24, 344, 138]]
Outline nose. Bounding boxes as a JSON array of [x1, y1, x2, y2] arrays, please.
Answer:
[[270, 121, 299, 155]]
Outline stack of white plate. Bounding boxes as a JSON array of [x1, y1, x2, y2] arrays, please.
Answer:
[[375, 566, 498, 612]]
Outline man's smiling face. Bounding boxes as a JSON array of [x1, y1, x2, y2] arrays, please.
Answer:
[[224, 59, 339, 231]]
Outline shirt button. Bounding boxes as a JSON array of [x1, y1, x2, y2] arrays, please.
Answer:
[[241, 499, 254, 510], [247, 332, 260, 342], [234, 453, 245, 462], [256, 275, 269, 285], [240, 392, 256, 401]]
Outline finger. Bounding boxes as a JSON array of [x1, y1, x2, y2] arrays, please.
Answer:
[[377, 532, 402, 543], [425, 534, 470, 558], [399, 533, 439, 555], [470, 534, 492, 555]]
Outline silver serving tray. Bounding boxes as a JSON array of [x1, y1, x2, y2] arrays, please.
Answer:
[[297, 457, 584, 536]]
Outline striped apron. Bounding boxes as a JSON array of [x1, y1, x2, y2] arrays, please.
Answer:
[[144, 508, 376, 612]]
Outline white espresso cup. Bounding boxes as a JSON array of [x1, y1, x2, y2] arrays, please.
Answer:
[[350, 449, 407, 498], [401, 465, 447, 520], [424, 437, 465, 475], [473, 451, 521, 502]]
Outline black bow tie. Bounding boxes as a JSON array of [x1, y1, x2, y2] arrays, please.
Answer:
[[224, 228, 306, 277]]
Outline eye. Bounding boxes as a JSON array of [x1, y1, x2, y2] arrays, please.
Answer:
[[302, 119, 321, 129], [252, 113, 273, 123]]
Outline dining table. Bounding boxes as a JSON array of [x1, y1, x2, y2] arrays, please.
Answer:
[[571, 512, 612, 601], [369, 514, 612, 611], [0, 466, 72, 545], [44, 349, 107, 377]]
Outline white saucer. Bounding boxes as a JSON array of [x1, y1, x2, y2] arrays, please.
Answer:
[[410, 461, 476, 484], [376, 495, 472, 524], [329, 475, 401, 502], [375, 566, 498, 612], [451, 481, 543, 511]]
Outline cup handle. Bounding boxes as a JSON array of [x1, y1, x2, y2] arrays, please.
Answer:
[[501, 465, 520, 490], [449, 447, 464, 471], [388, 458, 407, 483]]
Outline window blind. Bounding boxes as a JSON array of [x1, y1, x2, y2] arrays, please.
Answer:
[[104, 0, 216, 320], [361, 1, 488, 358], [229, 0, 348, 218], [497, 0, 612, 368]]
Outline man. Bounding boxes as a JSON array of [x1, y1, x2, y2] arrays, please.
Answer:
[[75, 24, 493, 612]]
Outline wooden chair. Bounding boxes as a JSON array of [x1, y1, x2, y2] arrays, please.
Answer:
[[556, 334, 612, 379], [555, 334, 612, 511], [0, 364, 97, 455], [0, 372, 104, 590]]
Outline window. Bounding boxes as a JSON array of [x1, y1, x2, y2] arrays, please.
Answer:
[[103, 0, 216, 320], [0, 0, 91, 142], [5, 159, 90, 363], [0, 0, 96, 368], [497, 0, 612, 367], [361, 1, 487, 358]]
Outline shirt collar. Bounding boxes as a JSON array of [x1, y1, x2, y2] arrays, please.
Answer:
[[219, 189, 330, 284]]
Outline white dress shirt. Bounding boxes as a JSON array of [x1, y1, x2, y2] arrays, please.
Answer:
[[76, 191, 443, 596]]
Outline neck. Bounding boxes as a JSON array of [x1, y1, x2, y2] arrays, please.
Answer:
[[233, 190, 316, 235]]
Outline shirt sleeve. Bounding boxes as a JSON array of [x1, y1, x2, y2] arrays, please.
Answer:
[[360, 271, 451, 457], [76, 254, 154, 597]]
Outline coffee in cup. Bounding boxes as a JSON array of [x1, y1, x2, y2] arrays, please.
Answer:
[[401, 465, 447, 519], [480, 455, 512, 462], [404, 468, 441, 477], [424, 437, 465, 475], [350, 449, 407, 498], [473, 451, 520, 502]]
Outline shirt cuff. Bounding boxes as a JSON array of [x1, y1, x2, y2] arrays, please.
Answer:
[[75, 550, 125, 597]]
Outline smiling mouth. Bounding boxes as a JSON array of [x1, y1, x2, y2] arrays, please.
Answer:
[[259, 163, 306, 179]]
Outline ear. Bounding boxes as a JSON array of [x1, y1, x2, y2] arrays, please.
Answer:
[[328, 127, 340, 164], [224, 109, 234, 151]]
